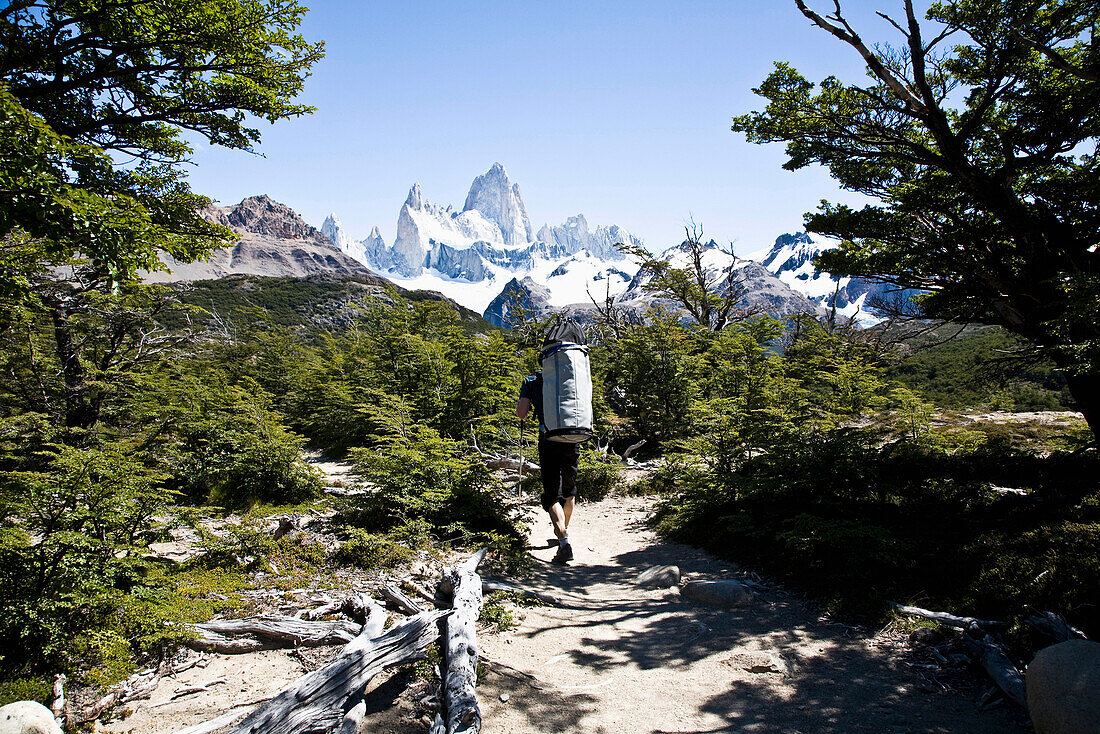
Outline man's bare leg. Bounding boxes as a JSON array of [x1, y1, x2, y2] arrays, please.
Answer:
[[562, 496, 574, 530], [549, 503, 568, 539]]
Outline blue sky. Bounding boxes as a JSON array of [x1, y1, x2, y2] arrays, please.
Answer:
[[185, 1, 902, 256]]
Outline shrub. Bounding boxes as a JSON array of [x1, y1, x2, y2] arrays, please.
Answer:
[[348, 425, 527, 555], [333, 528, 414, 570], [652, 424, 1100, 630], [577, 450, 621, 503]]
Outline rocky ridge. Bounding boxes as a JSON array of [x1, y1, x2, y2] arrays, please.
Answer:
[[146, 196, 371, 283], [750, 232, 918, 323]]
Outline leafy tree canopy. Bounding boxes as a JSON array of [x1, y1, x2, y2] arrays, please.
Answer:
[[0, 0, 324, 288], [733, 0, 1100, 437]]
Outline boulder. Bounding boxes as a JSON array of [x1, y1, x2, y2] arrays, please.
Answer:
[[635, 565, 680, 589], [0, 701, 62, 734], [1027, 639, 1100, 734], [680, 579, 754, 607]]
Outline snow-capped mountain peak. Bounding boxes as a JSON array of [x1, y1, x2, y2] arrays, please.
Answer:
[[751, 231, 916, 324], [321, 213, 350, 252], [332, 164, 645, 313], [462, 162, 532, 246]]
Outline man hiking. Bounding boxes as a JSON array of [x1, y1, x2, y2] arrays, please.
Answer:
[[516, 319, 593, 565], [517, 370, 580, 564]]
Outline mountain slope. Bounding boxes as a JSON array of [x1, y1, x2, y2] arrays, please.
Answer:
[[750, 232, 917, 322], [145, 196, 372, 282]]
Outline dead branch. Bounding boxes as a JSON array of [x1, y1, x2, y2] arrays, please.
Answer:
[[1025, 609, 1089, 643], [186, 616, 361, 654], [380, 584, 426, 615], [228, 609, 448, 734], [436, 549, 488, 734], [888, 602, 1004, 631]]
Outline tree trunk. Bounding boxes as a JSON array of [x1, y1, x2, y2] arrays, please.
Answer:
[[1064, 370, 1100, 443], [51, 306, 96, 428]]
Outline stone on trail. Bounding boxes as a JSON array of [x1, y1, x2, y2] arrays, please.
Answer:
[[1026, 639, 1100, 734], [0, 701, 62, 734], [681, 579, 754, 607], [636, 565, 680, 589]]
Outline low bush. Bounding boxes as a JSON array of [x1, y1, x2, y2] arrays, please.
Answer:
[[653, 427, 1100, 634], [577, 449, 621, 503], [333, 528, 415, 570], [348, 425, 528, 567]]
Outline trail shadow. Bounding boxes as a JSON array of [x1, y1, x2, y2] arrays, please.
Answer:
[[478, 666, 600, 733], [498, 505, 1025, 734]]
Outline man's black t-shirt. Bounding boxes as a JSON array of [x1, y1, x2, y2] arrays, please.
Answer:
[[519, 372, 544, 429]]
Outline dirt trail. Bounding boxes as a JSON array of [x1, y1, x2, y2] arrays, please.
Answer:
[[474, 495, 1023, 734]]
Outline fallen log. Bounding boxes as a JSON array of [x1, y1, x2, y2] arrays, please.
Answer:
[[436, 549, 487, 734], [1025, 609, 1089, 643], [482, 579, 558, 606], [186, 616, 361, 654], [481, 455, 539, 474], [468, 429, 539, 475], [888, 602, 1004, 631], [961, 634, 1027, 709], [381, 584, 425, 615], [228, 608, 447, 734], [337, 700, 366, 734], [75, 665, 161, 723]]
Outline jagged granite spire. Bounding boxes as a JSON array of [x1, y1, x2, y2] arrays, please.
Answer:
[[462, 163, 532, 246]]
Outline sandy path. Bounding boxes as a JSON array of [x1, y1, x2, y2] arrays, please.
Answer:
[[476, 496, 1022, 734]]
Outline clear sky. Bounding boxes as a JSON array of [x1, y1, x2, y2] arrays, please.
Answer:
[[185, 1, 903, 257]]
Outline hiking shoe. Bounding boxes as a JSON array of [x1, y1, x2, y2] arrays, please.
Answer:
[[552, 544, 574, 564]]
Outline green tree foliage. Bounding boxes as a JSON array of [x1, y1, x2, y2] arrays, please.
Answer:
[[348, 423, 526, 556], [0, 418, 169, 676], [0, 0, 323, 286], [1, 0, 323, 429], [733, 0, 1100, 440], [619, 223, 750, 332]]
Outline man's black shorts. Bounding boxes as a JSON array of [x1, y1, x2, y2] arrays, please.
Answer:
[[538, 439, 580, 512]]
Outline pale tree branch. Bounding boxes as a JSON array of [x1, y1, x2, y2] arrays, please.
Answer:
[[795, 0, 928, 113]]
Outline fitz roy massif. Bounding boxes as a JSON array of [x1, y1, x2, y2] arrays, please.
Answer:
[[150, 163, 890, 325]]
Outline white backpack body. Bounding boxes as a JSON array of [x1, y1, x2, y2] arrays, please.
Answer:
[[540, 341, 593, 444]]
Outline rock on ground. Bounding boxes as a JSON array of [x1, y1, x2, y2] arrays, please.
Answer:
[[0, 701, 62, 734], [681, 579, 754, 607], [1027, 639, 1100, 734], [635, 565, 680, 589]]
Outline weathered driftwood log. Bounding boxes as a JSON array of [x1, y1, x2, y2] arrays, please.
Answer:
[[76, 665, 161, 723], [622, 439, 646, 461], [1025, 609, 1089, 643], [480, 455, 539, 474], [228, 608, 447, 734], [436, 549, 488, 734], [888, 602, 1004, 631], [337, 700, 366, 734], [381, 584, 426, 615], [407, 580, 449, 608], [50, 673, 66, 725], [961, 633, 1027, 708], [468, 429, 539, 475], [889, 601, 1025, 708], [186, 616, 361, 654]]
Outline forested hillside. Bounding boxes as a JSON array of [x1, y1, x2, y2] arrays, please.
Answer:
[[1, 268, 1095, 705]]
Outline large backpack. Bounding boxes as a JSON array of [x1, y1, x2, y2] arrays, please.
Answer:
[[539, 319, 593, 444]]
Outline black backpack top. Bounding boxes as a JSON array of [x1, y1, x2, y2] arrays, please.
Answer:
[[543, 318, 586, 348]]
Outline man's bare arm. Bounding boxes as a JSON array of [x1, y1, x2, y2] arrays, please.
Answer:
[[516, 397, 531, 420]]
